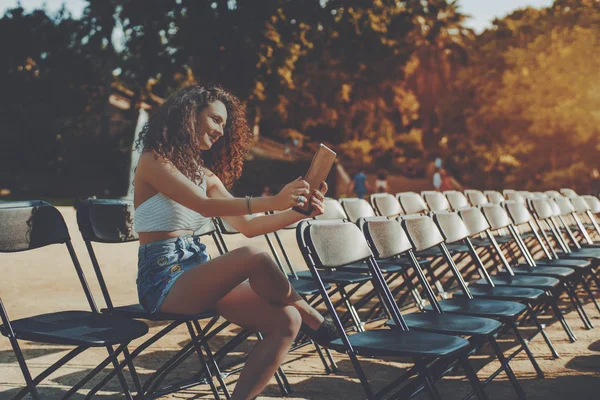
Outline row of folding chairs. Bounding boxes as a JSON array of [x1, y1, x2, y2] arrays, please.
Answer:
[[3, 191, 599, 399], [269, 196, 563, 398], [231, 192, 600, 397], [302, 190, 600, 398], [368, 189, 600, 337]]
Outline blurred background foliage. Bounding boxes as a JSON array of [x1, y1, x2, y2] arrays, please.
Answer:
[[1, 0, 600, 197]]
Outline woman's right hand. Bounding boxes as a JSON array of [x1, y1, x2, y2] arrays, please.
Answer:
[[274, 177, 310, 210]]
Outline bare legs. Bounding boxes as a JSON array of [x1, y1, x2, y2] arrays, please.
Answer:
[[159, 246, 325, 399]]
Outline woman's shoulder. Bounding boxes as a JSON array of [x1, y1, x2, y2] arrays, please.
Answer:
[[138, 152, 177, 171], [201, 167, 222, 187]]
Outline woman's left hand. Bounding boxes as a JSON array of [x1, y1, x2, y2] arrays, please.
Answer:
[[308, 181, 328, 218]]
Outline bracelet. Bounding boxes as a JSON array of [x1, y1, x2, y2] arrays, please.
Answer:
[[245, 195, 253, 215]]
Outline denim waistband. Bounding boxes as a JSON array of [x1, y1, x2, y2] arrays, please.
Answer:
[[138, 234, 201, 260]]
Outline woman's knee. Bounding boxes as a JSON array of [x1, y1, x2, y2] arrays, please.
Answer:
[[238, 246, 271, 264], [266, 306, 302, 337], [239, 246, 277, 271]]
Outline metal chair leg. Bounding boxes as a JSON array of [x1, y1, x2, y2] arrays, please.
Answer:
[[527, 304, 559, 358], [489, 336, 526, 399], [510, 320, 544, 378], [549, 296, 578, 342]]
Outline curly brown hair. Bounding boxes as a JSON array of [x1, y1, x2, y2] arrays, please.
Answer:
[[135, 84, 253, 188]]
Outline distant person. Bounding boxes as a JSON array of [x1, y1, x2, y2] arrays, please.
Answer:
[[591, 168, 600, 195], [435, 166, 463, 192], [440, 168, 453, 191], [433, 168, 443, 191], [348, 167, 370, 199], [375, 170, 389, 193], [432, 158, 445, 191]]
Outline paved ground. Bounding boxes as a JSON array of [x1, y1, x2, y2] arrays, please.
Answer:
[[1, 207, 599, 399]]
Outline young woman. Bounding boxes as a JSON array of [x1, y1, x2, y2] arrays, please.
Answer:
[[133, 84, 336, 400]]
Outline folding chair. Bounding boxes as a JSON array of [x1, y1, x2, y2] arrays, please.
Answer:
[[497, 201, 582, 281], [396, 191, 429, 215], [528, 197, 600, 314], [360, 216, 526, 399], [397, 192, 473, 298], [370, 193, 404, 217], [306, 199, 393, 331], [339, 197, 376, 222], [502, 190, 524, 203], [421, 190, 451, 212], [444, 190, 514, 253], [297, 219, 490, 400], [76, 198, 231, 399], [483, 190, 505, 205], [337, 198, 431, 320], [0, 201, 148, 399], [212, 215, 338, 376], [544, 190, 562, 198], [580, 195, 600, 239], [461, 204, 582, 343], [443, 190, 470, 211], [464, 190, 489, 207], [561, 195, 600, 246], [560, 188, 578, 198], [531, 197, 600, 275], [398, 213, 547, 378], [433, 208, 560, 359]]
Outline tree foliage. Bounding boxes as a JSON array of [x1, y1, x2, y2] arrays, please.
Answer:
[[440, 0, 600, 191], [2, 0, 600, 196]]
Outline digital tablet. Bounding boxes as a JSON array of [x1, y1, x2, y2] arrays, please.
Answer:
[[293, 143, 337, 215]]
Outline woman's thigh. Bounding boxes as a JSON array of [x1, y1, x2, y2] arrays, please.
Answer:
[[216, 282, 301, 335], [160, 246, 268, 315]]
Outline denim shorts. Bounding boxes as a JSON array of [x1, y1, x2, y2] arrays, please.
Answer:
[[137, 235, 211, 314]]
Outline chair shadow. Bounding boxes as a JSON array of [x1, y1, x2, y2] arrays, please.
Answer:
[[0, 347, 69, 364], [0, 386, 119, 399], [589, 339, 600, 352], [565, 354, 600, 372], [286, 358, 600, 400], [52, 351, 217, 393]]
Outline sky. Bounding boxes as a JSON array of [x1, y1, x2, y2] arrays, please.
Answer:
[[0, 0, 555, 33]]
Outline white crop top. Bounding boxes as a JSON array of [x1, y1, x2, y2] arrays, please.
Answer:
[[134, 180, 212, 233]]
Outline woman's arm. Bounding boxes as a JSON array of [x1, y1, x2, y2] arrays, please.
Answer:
[[137, 153, 309, 217], [205, 169, 327, 238]]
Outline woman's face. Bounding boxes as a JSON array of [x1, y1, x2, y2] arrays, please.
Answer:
[[196, 100, 228, 150]]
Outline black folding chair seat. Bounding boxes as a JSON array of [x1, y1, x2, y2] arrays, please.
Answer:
[[453, 286, 546, 302], [557, 248, 600, 260], [519, 231, 536, 239], [327, 329, 469, 358], [474, 275, 560, 291], [426, 298, 527, 319], [340, 259, 407, 274], [531, 258, 591, 269], [104, 304, 218, 322], [1, 311, 148, 347], [287, 278, 330, 295], [295, 269, 373, 285], [470, 235, 514, 248], [498, 265, 575, 279], [415, 243, 468, 257], [387, 312, 502, 337]]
